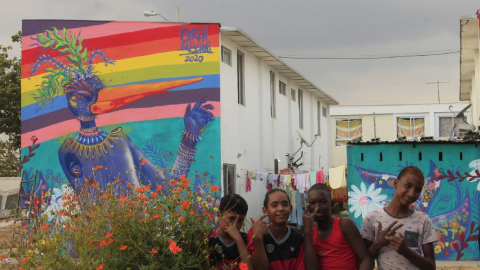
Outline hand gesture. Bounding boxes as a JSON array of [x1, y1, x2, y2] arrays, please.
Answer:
[[184, 98, 214, 139], [224, 215, 242, 242], [302, 203, 317, 233], [373, 221, 404, 248], [250, 214, 271, 240], [389, 232, 410, 256]]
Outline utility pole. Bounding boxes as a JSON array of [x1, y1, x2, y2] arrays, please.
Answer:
[[426, 81, 449, 104]]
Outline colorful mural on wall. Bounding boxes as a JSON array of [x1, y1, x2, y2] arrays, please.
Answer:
[[20, 20, 221, 221], [347, 143, 480, 260]]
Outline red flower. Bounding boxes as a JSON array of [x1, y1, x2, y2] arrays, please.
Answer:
[[211, 185, 219, 192], [126, 213, 134, 217], [21, 257, 28, 265], [169, 242, 182, 254], [119, 196, 129, 202], [40, 224, 49, 231], [120, 245, 128, 250], [151, 192, 158, 199], [22, 225, 29, 230], [239, 262, 249, 270], [189, 210, 194, 215], [148, 248, 158, 254], [156, 185, 163, 191], [126, 183, 132, 187], [98, 240, 107, 248], [136, 186, 150, 192], [96, 264, 104, 270], [178, 216, 185, 224], [162, 168, 167, 171], [153, 214, 161, 219], [108, 239, 114, 245], [105, 232, 114, 238], [180, 200, 190, 210], [141, 159, 148, 165], [168, 238, 174, 243], [90, 184, 99, 188]]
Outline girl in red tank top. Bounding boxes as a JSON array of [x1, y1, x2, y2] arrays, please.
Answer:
[[303, 184, 374, 270]]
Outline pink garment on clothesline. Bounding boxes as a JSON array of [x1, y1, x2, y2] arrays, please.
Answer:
[[316, 170, 324, 184]]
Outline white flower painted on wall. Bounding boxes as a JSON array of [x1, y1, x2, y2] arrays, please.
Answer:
[[468, 159, 480, 191], [44, 184, 75, 222], [348, 182, 387, 218]]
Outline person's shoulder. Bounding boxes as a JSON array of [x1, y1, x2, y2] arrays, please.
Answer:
[[411, 210, 432, 219], [288, 227, 304, 242], [363, 207, 383, 219], [339, 217, 359, 234]]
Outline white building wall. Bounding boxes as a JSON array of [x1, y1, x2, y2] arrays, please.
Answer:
[[474, 49, 480, 127], [220, 35, 331, 222]]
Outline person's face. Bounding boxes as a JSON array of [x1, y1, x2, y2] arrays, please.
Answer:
[[218, 211, 246, 233], [262, 191, 292, 225], [393, 174, 424, 207], [307, 189, 333, 222]]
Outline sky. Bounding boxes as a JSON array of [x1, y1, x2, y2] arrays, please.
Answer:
[[1, 0, 478, 105]]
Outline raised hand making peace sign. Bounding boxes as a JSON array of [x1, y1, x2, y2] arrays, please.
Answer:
[[250, 214, 271, 240]]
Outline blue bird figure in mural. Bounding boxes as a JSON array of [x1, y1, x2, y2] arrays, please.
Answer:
[[352, 161, 478, 260], [29, 27, 214, 192], [58, 75, 213, 191]]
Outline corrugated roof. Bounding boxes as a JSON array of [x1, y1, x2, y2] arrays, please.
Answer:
[[221, 26, 339, 105]]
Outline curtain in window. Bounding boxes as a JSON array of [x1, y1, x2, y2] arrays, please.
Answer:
[[336, 119, 362, 146], [397, 118, 425, 138]]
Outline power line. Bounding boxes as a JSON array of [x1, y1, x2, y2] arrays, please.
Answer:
[[278, 50, 459, 60]]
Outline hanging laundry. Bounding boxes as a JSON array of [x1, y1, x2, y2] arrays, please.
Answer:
[[296, 190, 304, 227], [304, 173, 310, 192], [287, 190, 297, 224], [316, 170, 324, 184], [309, 172, 317, 187], [246, 174, 252, 192]]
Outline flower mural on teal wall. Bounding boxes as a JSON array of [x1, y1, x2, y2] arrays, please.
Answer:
[[348, 182, 387, 218]]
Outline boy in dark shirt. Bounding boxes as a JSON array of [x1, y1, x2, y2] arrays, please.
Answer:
[[209, 194, 253, 270], [247, 188, 305, 270]]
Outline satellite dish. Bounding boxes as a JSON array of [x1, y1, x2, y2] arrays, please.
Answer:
[[456, 104, 471, 123], [296, 130, 308, 143]]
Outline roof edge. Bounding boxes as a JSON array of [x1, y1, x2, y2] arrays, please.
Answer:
[[220, 26, 339, 105]]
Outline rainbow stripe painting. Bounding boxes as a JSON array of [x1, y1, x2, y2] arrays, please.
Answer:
[[20, 20, 221, 220]]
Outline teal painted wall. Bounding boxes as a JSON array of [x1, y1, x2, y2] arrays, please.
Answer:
[[347, 142, 480, 260]]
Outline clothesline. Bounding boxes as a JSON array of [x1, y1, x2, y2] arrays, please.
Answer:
[[243, 170, 325, 193]]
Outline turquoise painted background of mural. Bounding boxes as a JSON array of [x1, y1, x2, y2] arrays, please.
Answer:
[[347, 143, 480, 260]]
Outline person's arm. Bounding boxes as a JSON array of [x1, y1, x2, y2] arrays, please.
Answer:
[[224, 215, 253, 270], [340, 218, 374, 270], [367, 221, 403, 258], [249, 214, 271, 270], [302, 205, 319, 270], [389, 233, 436, 270]]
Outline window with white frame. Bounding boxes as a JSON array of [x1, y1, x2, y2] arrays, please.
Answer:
[[298, 89, 304, 129], [270, 71, 276, 118], [221, 46, 231, 66], [396, 117, 425, 139], [279, 81, 286, 96], [336, 119, 362, 146], [317, 101, 321, 136], [237, 51, 245, 105], [291, 89, 296, 101], [438, 116, 467, 138]]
